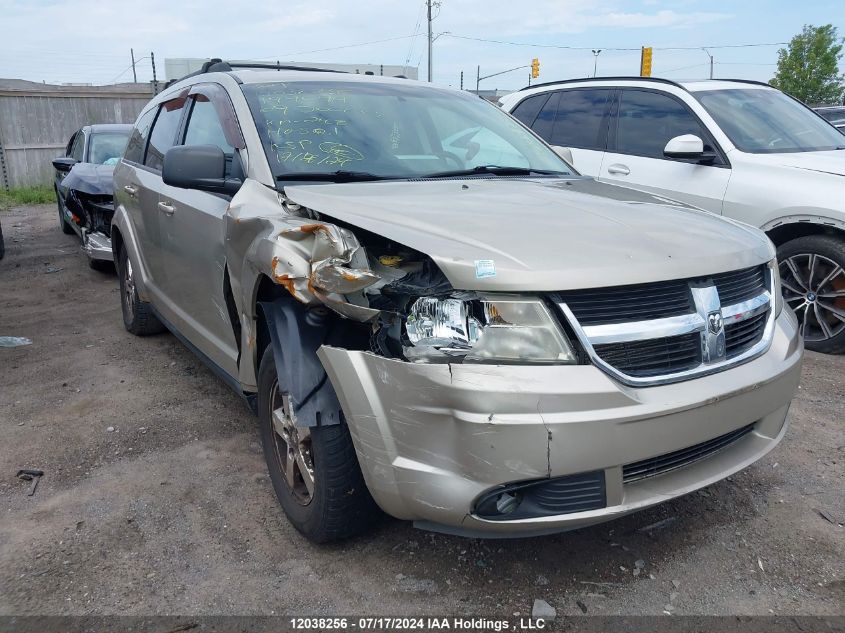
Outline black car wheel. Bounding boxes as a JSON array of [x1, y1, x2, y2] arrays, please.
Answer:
[[257, 345, 379, 543], [116, 244, 164, 336], [778, 235, 845, 354], [56, 188, 75, 235]]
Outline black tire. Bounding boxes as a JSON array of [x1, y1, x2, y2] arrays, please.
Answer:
[[257, 344, 379, 542], [778, 235, 845, 354], [56, 189, 75, 235], [116, 243, 165, 336]]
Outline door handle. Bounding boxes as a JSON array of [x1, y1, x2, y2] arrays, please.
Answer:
[[607, 164, 630, 176], [123, 185, 138, 197], [157, 201, 175, 216]]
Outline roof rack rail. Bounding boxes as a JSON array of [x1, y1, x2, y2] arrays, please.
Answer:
[[518, 75, 687, 92], [705, 78, 773, 88], [164, 58, 346, 88]]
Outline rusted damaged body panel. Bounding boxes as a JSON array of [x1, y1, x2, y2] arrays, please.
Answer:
[[318, 312, 801, 536], [224, 180, 392, 394]]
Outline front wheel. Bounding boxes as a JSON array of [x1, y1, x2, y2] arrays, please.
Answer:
[[257, 345, 379, 542], [778, 235, 845, 354]]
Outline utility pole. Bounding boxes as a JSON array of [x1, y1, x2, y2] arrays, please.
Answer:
[[151, 51, 158, 94], [460, 71, 463, 90], [476, 65, 480, 91], [427, 0, 433, 82], [702, 48, 714, 79], [130, 48, 137, 83], [592, 50, 602, 77]]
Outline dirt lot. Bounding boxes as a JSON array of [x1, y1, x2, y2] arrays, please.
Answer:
[[0, 203, 842, 617]]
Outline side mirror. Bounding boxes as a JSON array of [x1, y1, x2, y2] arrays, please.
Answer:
[[162, 145, 242, 195], [551, 145, 574, 165], [663, 134, 715, 164], [52, 157, 78, 172]]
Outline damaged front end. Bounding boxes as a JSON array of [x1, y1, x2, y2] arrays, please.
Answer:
[[228, 182, 577, 377], [60, 163, 117, 261]]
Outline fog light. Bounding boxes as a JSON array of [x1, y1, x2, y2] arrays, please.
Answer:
[[495, 492, 520, 515]]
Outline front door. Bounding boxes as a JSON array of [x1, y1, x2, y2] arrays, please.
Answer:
[[598, 89, 731, 213], [156, 85, 244, 376]]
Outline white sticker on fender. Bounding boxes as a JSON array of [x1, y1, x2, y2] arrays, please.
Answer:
[[474, 259, 496, 278]]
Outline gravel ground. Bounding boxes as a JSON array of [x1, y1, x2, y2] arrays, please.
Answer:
[[0, 203, 842, 617]]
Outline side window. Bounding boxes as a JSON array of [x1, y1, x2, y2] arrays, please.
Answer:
[[510, 93, 550, 127], [70, 132, 85, 161], [183, 96, 234, 153], [65, 132, 78, 157], [531, 92, 561, 141], [144, 99, 186, 171], [616, 90, 706, 159], [550, 89, 612, 151], [124, 109, 157, 164]]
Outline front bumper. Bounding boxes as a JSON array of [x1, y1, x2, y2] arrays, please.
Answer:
[[82, 230, 113, 262], [318, 309, 803, 537]]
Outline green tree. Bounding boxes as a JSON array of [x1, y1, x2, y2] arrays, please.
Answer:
[[770, 24, 844, 105]]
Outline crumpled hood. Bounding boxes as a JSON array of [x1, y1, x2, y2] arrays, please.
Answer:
[[285, 177, 773, 292], [61, 163, 115, 196], [752, 149, 845, 177]]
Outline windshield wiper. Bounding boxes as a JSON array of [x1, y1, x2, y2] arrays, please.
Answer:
[[422, 165, 569, 178], [275, 170, 392, 182]]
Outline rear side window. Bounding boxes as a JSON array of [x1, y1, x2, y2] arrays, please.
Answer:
[[550, 89, 612, 151], [510, 93, 550, 127], [616, 90, 706, 159], [124, 109, 157, 164], [144, 99, 186, 171]]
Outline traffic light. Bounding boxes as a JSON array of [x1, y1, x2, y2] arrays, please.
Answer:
[[640, 47, 653, 77], [531, 58, 540, 79]]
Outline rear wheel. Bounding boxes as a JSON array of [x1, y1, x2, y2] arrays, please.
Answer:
[[116, 244, 164, 336], [778, 235, 845, 354], [257, 345, 378, 542], [56, 189, 74, 235]]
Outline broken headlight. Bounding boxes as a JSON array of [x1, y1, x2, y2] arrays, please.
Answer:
[[403, 295, 577, 364]]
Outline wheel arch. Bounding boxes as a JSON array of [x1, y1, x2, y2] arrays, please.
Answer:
[[764, 215, 845, 247]]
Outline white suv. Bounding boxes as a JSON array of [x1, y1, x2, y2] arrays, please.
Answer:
[[501, 78, 845, 353]]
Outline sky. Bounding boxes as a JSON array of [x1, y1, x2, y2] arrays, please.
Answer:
[[0, 0, 843, 89]]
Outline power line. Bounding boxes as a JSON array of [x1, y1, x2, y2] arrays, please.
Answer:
[[441, 33, 787, 52], [257, 34, 423, 60]]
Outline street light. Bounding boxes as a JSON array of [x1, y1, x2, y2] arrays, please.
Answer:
[[592, 49, 602, 77]]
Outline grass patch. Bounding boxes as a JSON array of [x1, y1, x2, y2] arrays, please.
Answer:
[[0, 185, 55, 210]]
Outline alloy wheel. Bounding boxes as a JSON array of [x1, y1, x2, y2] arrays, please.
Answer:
[[780, 253, 845, 342], [122, 256, 135, 321], [269, 381, 315, 505]]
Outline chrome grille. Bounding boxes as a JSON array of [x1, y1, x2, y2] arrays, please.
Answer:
[[623, 424, 755, 483], [593, 332, 701, 377], [560, 280, 692, 325], [713, 266, 766, 305], [726, 310, 768, 359], [558, 263, 775, 386]]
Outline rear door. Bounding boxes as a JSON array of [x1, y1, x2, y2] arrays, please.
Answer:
[[598, 89, 731, 212], [155, 83, 244, 375], [512, 89, 613, 175]]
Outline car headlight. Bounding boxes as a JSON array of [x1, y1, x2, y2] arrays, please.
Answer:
[[404, 295, 577, 364], [769, 258, 783, 317]]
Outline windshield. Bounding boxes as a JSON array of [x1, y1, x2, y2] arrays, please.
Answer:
[[694, 88, 845, 154], [241, 80, 574, 182], [89, 131, 130, 165]]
